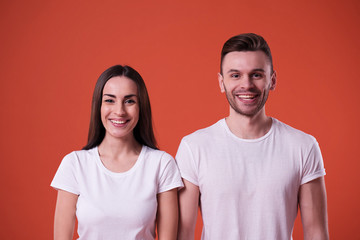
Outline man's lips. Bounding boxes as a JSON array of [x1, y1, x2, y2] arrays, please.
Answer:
[[236, 94, 257, 99], [235, 93, 259, 100]]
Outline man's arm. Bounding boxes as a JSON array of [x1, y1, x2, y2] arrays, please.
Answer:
[[299, 176, 329, 240], [178, 179, 200, 240]]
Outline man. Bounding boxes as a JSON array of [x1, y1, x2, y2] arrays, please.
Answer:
[[176, 33, 329, 240]]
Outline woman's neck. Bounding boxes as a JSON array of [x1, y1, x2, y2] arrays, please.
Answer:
[[98, 134, 142, 160]]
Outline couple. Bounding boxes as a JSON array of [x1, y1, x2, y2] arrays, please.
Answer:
[[51, 33, 329, 240]]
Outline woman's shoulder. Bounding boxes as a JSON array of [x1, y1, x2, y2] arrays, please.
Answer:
[[141, 146, 181, 184], [62, 147, 98, 164], [142, 146, 174, 163]]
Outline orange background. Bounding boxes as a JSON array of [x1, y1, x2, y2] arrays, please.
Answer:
[[1, 0, 359, 239]]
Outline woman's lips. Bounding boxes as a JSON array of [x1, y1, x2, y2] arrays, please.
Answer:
[[110, 119, 126, 124]]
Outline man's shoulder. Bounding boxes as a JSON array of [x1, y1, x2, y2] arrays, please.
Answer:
[[182, 119, 224, 142], [273, 118, 317, 145]]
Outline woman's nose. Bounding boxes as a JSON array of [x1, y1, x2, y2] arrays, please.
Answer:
[[114, 103, 126, 115]]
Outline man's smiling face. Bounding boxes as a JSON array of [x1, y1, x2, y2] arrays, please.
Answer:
[[218, 50, 276, 117]]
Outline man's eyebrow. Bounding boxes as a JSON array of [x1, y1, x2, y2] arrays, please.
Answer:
[[226, 68, 265, 74], [227, 69, 240, 74], [252, 68, 265, 72]]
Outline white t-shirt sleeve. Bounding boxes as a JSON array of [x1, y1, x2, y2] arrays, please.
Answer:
[[158, 152, 184, 193], [301, 139, 326, 185], [175, 138, 199, 186], [51, 152, 80, 195]]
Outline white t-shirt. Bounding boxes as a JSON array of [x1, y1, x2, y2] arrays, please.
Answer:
[[51, 145, 183, 240], [176, 118, 326, 240]]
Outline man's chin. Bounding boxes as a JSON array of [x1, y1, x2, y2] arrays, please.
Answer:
[[231, 108, 259, 117]]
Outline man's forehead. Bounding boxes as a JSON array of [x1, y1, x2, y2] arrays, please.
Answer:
[[222, 51, 271, 71]]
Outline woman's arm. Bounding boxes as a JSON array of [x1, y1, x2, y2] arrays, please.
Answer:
[[156, 188, 179, 240], [54, 189, 78, 240]]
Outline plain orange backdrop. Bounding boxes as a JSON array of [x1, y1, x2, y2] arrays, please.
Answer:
[[1, 0, 359, 239]]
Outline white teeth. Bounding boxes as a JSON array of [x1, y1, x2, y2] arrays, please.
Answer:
[[237, 95, 255, 99], [111, 120, 126, 124]]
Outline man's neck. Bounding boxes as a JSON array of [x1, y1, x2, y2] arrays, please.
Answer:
[[225, 108, 273, 139]]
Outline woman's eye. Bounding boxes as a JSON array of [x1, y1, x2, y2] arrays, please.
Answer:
[[104, 99, 114, 103], [125, 99, 136, 104]]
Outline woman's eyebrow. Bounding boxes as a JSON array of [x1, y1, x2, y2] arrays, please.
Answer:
[[103, 94, 137, 98], [103, 94, 116, 98], [124, 94, 137, 98]]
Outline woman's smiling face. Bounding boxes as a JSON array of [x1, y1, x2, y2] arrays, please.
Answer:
[[101, 76, 139, 141]]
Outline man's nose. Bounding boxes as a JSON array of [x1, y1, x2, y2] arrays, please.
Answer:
[[240, 75, 253, 89]]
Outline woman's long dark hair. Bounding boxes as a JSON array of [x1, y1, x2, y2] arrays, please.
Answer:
[[83, 65, 158, 150]]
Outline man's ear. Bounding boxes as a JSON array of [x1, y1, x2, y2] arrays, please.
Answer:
[[270, 71, 277, 90], [218, 73, 225, 93]]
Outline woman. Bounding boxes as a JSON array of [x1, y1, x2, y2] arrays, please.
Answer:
[[51, 65, 183, 240]]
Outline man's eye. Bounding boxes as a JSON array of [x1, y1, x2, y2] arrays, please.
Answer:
[[252, 73, 262, 78], [231, 74, 240, 78]]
